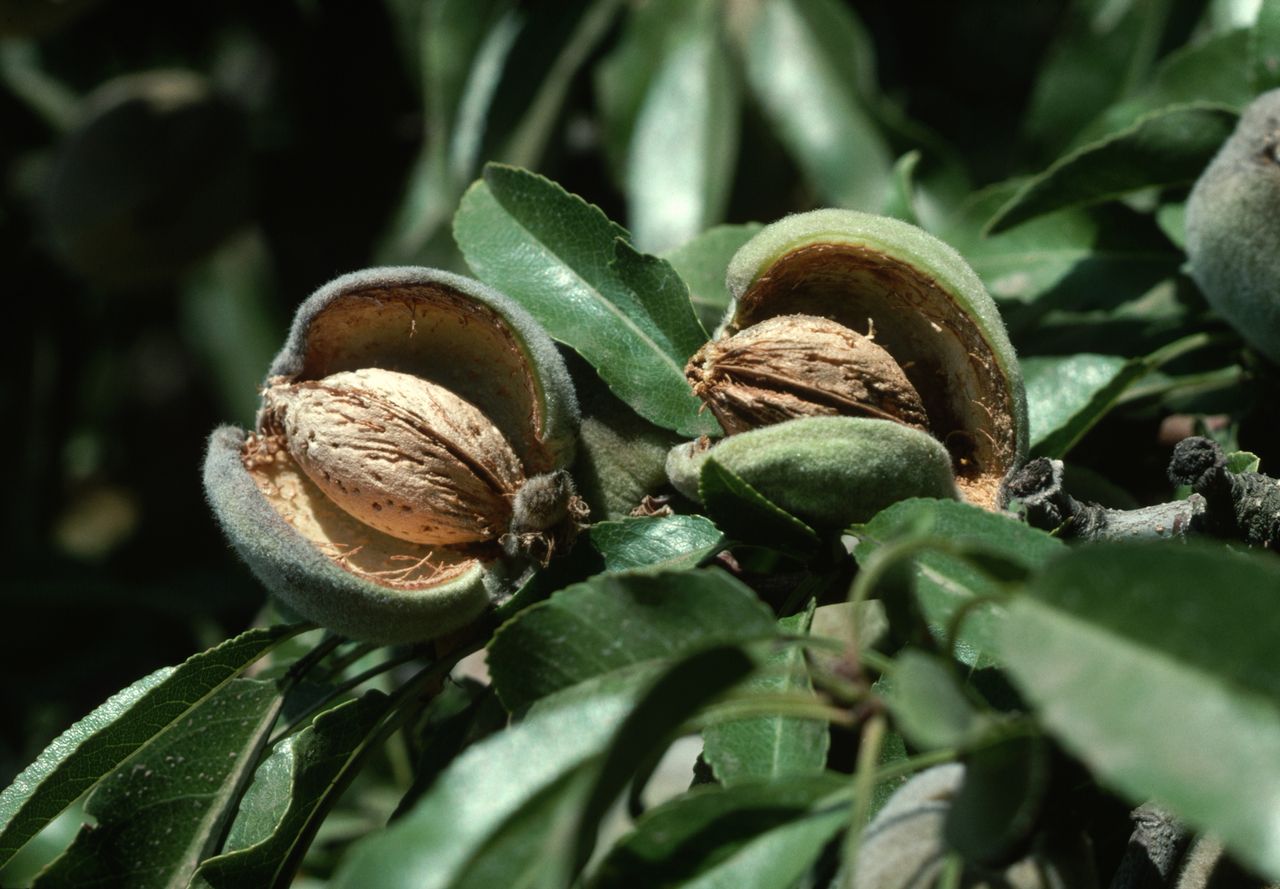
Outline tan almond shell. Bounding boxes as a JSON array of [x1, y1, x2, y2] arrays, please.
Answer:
[[262, 369, 524, 545], [687, 314, 929, 435]]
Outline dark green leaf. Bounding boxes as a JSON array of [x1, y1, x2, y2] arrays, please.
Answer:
[[1001, 543, 1280, 879], [735, 0, 891, 209], [190, 693, 390, 889], [854, 500, 1063, 666], [588, 775, 849, 889], [0, 625, 304, 869], [1254, 0, 1280, 92], [379, 0, 517, 261], [1021, 0, 1173, 154], [943, 734, 1050, 865], [884, 650, 993, 751], [947, 187, 1181, 310], [587, 515, 724, 574], [986, 104, 1238, 234], [624, 1, 740, 252], [1024, 353, 1150, 457], [594, 0, 695, 180], [703, 606, 830, 787], [881, 150, 922, 225], [487, 568, 777, 712], [661, 223, 763, 333], [609, 238, 710, 355], [454, 164, 716, 435], [700, 457, 821, 557], [1077, 30, 1255, 143], [34, 679, 283, 889], [329, 666, 655, 889]]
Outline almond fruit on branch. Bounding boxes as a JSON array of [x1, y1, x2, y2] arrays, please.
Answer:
[[205, 268, 583, 644], [670, 209, 1028, 529]]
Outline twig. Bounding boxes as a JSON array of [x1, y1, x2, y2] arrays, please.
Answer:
[[1004, 437, 1280, 548]]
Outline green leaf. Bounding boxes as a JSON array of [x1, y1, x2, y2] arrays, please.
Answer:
[[1024, 353, 1150, 457], [330, 667, 652, 889], [454, 164, 716, 436], [854, 500, 1063, 667], [661, 223, 764, 333], [884, 650, 992, 752], [334, 644, 757, 889], [735, 0, 891, 209], [624, 1, 740, 252], [1077, 29, 1256, 144], [609, 238, 710, 356], [190, 693, 390, 889], [0, 625, 304, 869], [448, 646, 757, 889], [587, 515, 724, 574], [702, 606, 830, 787], [947, 187, 1181, 310], [1253, 0, 1280, 91], [699, 457, 821, 557], [943, 734, 1050, 865], [1000, 543, 1280, 879], [34, 678, 283, 889], [594, 0, 695, 181], [985, 104, 1238, 234], [379, 0, 517, 262], [487, 568, 778, 712], [1021, 0, 1174, 154], [881, 151, 922, 225], [588, 775, 849, 889], [1226, 450, 1262, 475]]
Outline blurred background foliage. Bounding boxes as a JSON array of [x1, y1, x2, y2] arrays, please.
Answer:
[[0, 0, 1271, 805]]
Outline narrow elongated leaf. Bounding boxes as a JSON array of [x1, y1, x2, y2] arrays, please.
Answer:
[[1253, 0, 1280, 91], [589, 775, 849, 889], [700, 458, 821, 557], [190, 693, 390, 889], [1077, 29, 1255, 144], [454, 164, 716, 435], [986, 104, 1238, 234], [447, 647, 755, 889], [1022, 0, 1173, 154], [379, 0, 516, 261], [736, 0, 891, 210], [662, 223, 763, 332], [625, 2, 739, 252], [0, 625, 304, 868], [487, 568, 777, 712], [947, 187, 1180, 310], [330, 667, 651, 889], [34, 679, 283, 889], [702, 607, 830, 787], [1001, 543, 1280, 879], [587, 515, 724, 574], [594, 0, 697, 178], [884, 650, 992, 752], [1024, 353, 1149, 457], [854, 500, 1063, 666]]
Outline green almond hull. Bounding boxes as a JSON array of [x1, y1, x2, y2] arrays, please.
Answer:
[[204, 267, 581, 642], [668, 417, 959, 530], [204, 426, 497, 644]]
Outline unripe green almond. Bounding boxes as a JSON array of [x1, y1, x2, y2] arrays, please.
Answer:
[[1185, 88, 1280, 365], [204, 267, 581, 643], [720, 209, 1027, 509], [667, 417, 959, 530], [45, 70, 251, 290]]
